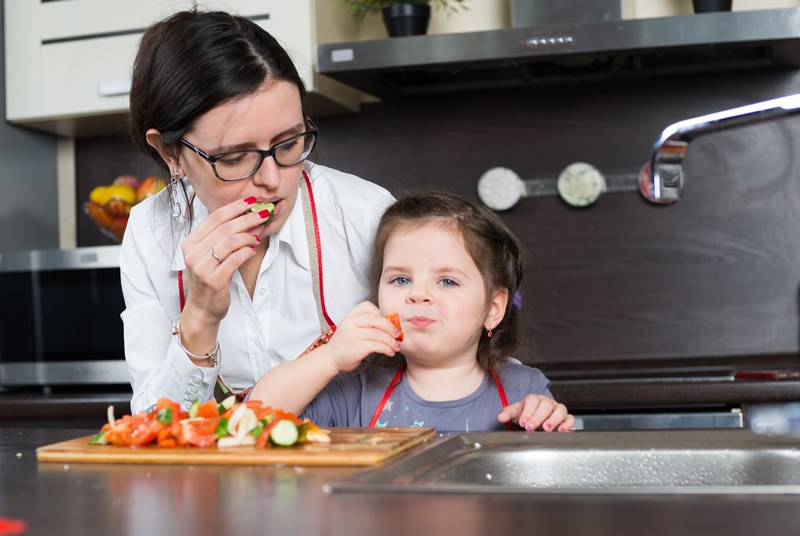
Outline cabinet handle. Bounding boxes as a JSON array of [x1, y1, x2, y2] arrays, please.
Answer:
[[97, 79, 132, 97]]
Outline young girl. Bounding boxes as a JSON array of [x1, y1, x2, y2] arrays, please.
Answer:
[[249, 191, 573, 432]]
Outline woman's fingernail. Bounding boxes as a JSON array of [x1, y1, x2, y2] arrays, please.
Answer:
[[254, 234, 261, 242], [243, 196, 256, 205], [251, 247, 257, 253], [519, 419, 526, 428], [394, 342, 401, 351], [544, 422, 553, 431], [258, 209, 271, 219], [525, 424, 534, 432], [558, 426, 566, 432]]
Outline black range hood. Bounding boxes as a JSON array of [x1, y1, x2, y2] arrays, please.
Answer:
[[317, 8, 800, 98]]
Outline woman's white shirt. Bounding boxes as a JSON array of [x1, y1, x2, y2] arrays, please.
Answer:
[[120, 163, 394, 414]]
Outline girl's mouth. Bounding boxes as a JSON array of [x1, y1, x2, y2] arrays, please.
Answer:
[[407, 316, 434, 328]]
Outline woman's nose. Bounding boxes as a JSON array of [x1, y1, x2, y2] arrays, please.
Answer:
[[250, 155, 282, 189]]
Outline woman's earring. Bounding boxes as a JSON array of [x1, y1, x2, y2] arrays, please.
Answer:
[[170, 169, 182, 219], [487, 328, 493, 338]]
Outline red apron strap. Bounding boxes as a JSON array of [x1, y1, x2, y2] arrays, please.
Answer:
[[300, 170, 337, 333], [370, 366, 515, 430], [368, 364, 406, 428], [489, 367, 514, 431]]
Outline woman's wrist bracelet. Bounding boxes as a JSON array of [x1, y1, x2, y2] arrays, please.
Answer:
[[171, 314, 221, 367]]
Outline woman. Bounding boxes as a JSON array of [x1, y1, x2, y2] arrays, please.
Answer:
[[121, 9, 393, 414]]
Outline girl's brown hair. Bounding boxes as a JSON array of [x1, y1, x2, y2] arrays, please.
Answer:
[[368, 190, 524, 370]]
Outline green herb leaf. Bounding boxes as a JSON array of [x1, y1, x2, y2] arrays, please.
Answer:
[[156, 407, 174, 425]]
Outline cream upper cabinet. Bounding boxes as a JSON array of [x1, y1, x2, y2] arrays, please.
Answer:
[[4, 0, 359, 137]]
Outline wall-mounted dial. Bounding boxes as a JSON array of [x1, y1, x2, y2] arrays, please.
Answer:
[[556, 162, 607, 207], [477, 167, 526, 211]]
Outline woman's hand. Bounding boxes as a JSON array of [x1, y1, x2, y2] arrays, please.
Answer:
[[181, 196, 267, 322], [325, 301, 403, 372], [498, 395, 575, 432]]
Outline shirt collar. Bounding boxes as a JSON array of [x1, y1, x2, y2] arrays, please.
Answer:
[[274, 184, 310, 272]]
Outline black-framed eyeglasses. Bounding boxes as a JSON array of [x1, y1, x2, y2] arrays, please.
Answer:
[[178, 130, 318, 181]]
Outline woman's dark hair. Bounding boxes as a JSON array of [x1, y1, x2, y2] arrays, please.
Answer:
[[130, 9, 309, 166], [368, 190, 525, 371], [128, 9, 310, 227]]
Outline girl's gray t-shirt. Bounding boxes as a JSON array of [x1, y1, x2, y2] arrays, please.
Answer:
[[301, 361, 553, 433]]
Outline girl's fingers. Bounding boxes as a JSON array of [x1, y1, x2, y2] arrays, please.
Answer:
[[517, 396, 559, 431], [556, 413, 576, 432], [497, 402, 521, 424], [540, 403, 570, 432]]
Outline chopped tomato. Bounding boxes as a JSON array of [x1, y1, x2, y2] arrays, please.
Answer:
[[386, 313, 404, 341], [179, 417, 221, 448], [255, 406, 274, 420], [130, 414, 165, 447], [195, 399, 220, 419]]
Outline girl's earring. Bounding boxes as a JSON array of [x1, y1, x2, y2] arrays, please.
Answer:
[[170, 169, 182, 219], [487, 328, 493, 338]]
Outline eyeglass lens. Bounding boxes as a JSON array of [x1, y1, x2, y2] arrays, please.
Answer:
[[215, 133, 315, 180]]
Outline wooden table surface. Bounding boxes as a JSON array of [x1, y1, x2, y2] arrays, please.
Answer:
[[3, 427, 800, 536]]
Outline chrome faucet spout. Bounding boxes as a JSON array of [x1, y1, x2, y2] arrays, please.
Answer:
[[639, 93, 800, 203]]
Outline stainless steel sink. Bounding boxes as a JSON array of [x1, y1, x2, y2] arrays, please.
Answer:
[[330, 430, 800, 494]]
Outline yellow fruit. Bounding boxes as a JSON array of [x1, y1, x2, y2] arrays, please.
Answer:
[[89, 186, 107, 205], [106, 184, 137, 204]]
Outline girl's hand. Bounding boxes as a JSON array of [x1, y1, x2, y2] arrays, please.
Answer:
[[325, 301, 403, 372], [497, 395, 575, 432], [180, 196, 267, 322]]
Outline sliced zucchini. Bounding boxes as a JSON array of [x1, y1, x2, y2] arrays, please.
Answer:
[[269, 419, 299, 446]]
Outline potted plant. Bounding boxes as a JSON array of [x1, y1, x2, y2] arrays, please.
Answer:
[[343, 0, 469, 37]]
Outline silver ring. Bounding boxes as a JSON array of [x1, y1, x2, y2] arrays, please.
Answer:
[[209, 247, 222, 263]]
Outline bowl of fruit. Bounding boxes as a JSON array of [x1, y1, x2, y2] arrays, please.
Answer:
[[84, 175, 165, 242]]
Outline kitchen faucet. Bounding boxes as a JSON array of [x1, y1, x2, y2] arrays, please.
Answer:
[[640, 95, 800, 437], [639, 93, 800, 203]]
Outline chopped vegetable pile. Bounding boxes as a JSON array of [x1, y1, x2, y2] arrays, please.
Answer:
[[89, 396, 330, 448]]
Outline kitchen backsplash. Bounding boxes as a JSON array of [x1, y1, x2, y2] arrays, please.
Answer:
[[75, 66, 800, 373]]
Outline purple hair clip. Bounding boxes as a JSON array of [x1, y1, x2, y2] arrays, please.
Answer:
[[512, 291, 522, 310]]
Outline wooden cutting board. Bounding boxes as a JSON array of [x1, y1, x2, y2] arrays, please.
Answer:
[[36, 427, 435, 467]]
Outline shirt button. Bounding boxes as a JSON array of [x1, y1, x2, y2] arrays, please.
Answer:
[[257, 287, 266, 296]]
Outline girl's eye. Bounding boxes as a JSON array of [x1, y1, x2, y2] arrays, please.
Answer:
[[439, 278, 458, 288], [390, 276, 410, 286]]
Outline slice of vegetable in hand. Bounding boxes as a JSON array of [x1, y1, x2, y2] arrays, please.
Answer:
[[247, 201, 275, 223], [385, 313, 404, 341]]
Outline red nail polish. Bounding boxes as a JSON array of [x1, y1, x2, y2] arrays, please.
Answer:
[[258, 209, 271, 219], [243, 196, 256, 205], [544, 422, 553, 431], [254, 234, 261, 242]]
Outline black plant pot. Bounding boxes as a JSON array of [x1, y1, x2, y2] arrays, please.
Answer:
[[692, 0, 732, 13], [382, 4, 431, 37]]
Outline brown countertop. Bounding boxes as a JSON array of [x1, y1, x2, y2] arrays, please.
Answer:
[[3, 427, 800, 536]]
